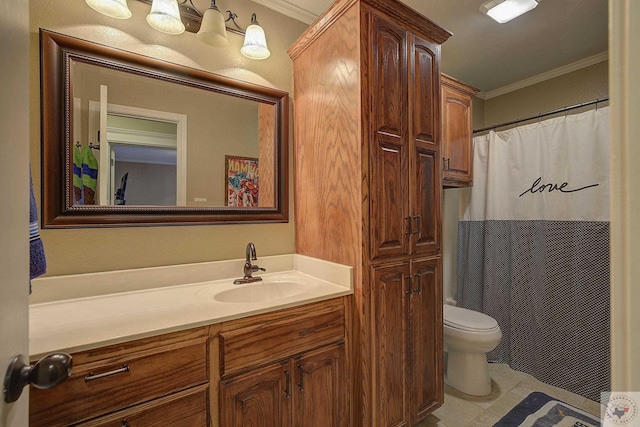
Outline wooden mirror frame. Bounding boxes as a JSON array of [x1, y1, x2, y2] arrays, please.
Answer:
[[40, 29, 288, 228]]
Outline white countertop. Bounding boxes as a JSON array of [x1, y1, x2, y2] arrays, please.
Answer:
[[29, 255, 353, 359]]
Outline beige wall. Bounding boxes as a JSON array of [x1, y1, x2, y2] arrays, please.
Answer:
[[609, 0, 640, 390], [30, 0, 308, 276], [442, 62, 609, 303], [482, 61, 609, 129]]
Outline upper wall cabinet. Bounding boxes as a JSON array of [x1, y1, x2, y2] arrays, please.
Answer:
[[441, 74, 479, 188]]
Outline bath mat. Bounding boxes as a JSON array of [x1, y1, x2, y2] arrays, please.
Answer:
[[494, 391, 601, 426]]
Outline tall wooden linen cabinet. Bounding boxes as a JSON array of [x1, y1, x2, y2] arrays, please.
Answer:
[[288, 0, 451, 426]]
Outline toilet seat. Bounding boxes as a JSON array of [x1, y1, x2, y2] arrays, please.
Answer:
[[444, 305, 499, 332]]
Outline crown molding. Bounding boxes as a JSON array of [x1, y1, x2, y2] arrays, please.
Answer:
[[252, 0, 319, 25], [477, 51, 609, 99]]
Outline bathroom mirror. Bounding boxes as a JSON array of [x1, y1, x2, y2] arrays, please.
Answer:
[[40, 29, 288, 227]]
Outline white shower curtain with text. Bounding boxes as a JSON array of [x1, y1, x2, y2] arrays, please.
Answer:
[[456, 107, 610, 401]]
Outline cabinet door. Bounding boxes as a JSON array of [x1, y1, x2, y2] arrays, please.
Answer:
[[292, 343, 346, 427], [410, 35, 441, 256], [220, 360, 292, 427], [371, 262, 411, 427], [409, 258, 443, 423], [442, 81, 474, 186], [369, 13, 410, 260], [411, 35, 438, 147], [411, 147, 441, 256]]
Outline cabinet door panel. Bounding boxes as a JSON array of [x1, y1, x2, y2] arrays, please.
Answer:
[[293, 343, 346, 427], [220, 361, 291, 427], [441, 75, 478, 187], [370, 13, 410, 260], [371, 140, 409, 259], [443, 90, 472, 179], [411, 37, 438, 145], [372, 263, 411, 427], [411, 148, 441, 255], [371, 15, 407, 138], [409, 258, 443, 422]]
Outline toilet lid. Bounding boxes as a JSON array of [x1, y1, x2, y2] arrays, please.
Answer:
[[444, 305, 499, 332]]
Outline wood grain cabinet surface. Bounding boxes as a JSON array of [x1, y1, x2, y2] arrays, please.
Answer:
[[218, 300, 347, 427], [29, 328, 209, 427], [371, 258, 442, 426], [441, 74, 480, 188], [29, 298, 349, 427], [288, 0, 450, 425]]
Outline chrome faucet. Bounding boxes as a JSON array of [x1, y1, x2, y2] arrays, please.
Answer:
[[233, 242, 266, 284]]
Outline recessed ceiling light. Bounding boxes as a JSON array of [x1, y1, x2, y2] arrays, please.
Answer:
[[480, 0, 539, 24]]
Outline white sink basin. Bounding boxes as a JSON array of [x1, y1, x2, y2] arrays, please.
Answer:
[[213, 280, 308, 303]]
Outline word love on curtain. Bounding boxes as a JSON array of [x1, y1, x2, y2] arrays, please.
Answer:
[[456, 107, 610, 401]]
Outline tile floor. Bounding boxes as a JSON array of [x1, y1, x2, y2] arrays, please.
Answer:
[[416, 363, 604, 427]]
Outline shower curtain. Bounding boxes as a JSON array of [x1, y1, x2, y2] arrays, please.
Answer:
[[456, 107, 610, 401]]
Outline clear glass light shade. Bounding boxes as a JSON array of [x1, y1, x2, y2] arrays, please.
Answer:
[[146, 0, 185, 34], [240, 16, 270, 60], [85, 0, 132, 19], [197, 7, 229, 47], [483, 0, 538, 23]]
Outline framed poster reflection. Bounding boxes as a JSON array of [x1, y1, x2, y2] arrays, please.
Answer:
[[225, 155, 259, 207]]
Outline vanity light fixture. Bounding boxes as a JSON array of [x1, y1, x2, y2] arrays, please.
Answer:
[[480, 0, 539, 23], [85, 0, 132, 19], [85, 0, 270, 59], [197, 0, 229, 47], [146, 0, 185, 34], [240, 14, 271, 60]]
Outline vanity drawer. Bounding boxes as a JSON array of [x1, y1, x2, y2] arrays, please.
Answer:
[[76, 385, 208, 427], [219, 304, 345, 376], [30, 338, 208, 426]]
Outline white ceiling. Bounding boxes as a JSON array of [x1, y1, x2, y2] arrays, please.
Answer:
[[256, 0, 608, 98]]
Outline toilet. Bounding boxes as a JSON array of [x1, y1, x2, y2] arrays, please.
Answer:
[[443, 304, 502, 396]]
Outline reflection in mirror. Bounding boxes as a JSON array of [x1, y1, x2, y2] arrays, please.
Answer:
[[40, 29, 288, 227]]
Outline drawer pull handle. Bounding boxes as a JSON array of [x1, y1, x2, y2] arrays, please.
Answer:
[[284, 370, 291, 398], [297, 363, 304, 392], [84, 364, 130, 382], [121, 420, 130, 427]]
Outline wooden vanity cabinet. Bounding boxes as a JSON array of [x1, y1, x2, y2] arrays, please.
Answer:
[[29, 327, 209, 427], [369, 12, 442, 260], [220, 343, 345, 427], [216, 298, 348, 427], [371, 258, 443, 425], [441, 74, 480, 187], [289, 0, 449, 425]]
